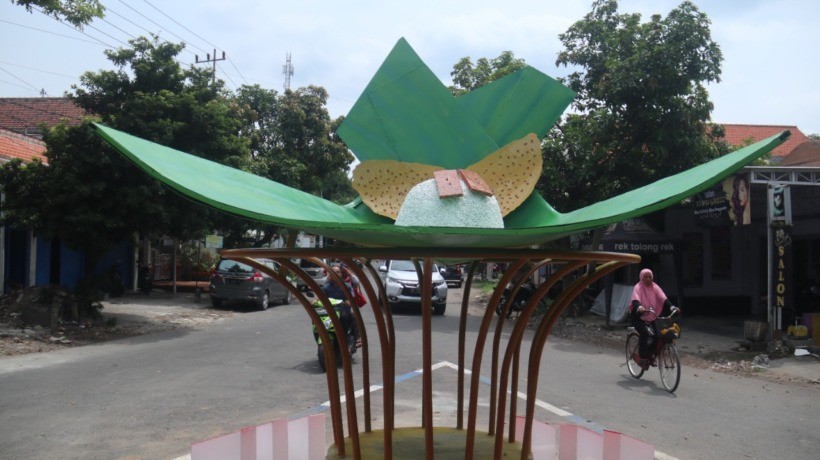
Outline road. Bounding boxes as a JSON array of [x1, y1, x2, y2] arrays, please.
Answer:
[[0, 288, 817, 460]]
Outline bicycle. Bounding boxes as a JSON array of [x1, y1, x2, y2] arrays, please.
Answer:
[[625, 307, 681, 392]]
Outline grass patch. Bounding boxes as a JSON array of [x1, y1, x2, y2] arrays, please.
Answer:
[[471, 280, 498, 294]]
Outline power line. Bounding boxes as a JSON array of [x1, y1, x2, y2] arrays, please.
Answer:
[[102, 3, 158, 37], [0, 60, 77, 80], [0, 67, 41, 93], [0, 18, 107, 46], [141, 0, 218, 50], [0, 78, 41, 94], [116, 0, 206, 54], [137, 0, 248, 86], [31, 6, 116, 48]]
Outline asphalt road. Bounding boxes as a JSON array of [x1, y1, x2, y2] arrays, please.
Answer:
[[0, 290, 817, 460]]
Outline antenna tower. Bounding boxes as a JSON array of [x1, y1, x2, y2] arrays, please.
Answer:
[[283, 53, 294, 91]]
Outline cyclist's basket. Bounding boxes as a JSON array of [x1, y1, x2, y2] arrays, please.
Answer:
[[657, 318, 681, 341]]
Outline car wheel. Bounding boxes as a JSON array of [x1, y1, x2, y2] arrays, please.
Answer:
[[210, 296, 223, 308], [455, 281, 462, 289], [258, 291, 270, 310], [282, 290, 293, 305], [433, 302, 446, 316]]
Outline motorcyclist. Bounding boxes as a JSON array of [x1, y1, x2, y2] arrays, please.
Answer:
[[629, 268, 677, 369], [321, 263, 361, 347]]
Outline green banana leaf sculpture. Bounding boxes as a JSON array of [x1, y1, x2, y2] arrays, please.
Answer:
[[93, 38, 787, 248]]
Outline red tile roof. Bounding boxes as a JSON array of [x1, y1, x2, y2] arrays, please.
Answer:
[[779, 141, 820, 167], [0, 128, 47, 164], [0, 98, 85, 136], [719, 124, 808, 157]]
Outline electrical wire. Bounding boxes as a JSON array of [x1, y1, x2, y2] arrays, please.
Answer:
[[0, 18, 107, 46], [0, 67, 41, 93]]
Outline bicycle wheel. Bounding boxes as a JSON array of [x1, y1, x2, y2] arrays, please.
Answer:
[[658, 342, 681, 392], [625, 333, 644, 379]]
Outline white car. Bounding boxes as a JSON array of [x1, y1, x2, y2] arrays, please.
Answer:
[[379, 260, 448, 315]]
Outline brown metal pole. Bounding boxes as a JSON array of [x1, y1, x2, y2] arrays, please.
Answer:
[[416, 258, 435, 459], [341, 258, 372, 433], [492, 261, 586, 457], [464, 259, 527, 459], [520, 261, 634, 459], [457, 261, 480, 430], [237, 256, 347, 456], [354, 262, 394, 458]]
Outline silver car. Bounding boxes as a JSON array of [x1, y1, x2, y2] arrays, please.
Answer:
[[379, 260, 448, 315], [209, 258, 293, 310], [295, 258, 327, 291]]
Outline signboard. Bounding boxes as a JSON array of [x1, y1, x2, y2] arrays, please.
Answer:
[[688, 173, 751, 226], [768, 184, 792, 226], [771, 227, 793, 312], [205, 235, 223, 249]]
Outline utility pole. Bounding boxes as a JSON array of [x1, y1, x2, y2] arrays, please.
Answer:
[[195, 49, 226, 84], [283, 52, 294, 91]]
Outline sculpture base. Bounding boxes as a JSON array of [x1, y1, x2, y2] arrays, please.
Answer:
[[326, 427, 529, 459]]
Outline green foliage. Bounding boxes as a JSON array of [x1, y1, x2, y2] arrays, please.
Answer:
[[227, 84, 356, 247], [0, 35, 247, 293], [543, 0, 726, 211], [13, 0, 104, 28], [236, 84, 353, 198], [179, 242, 215, 278], [449, 51, 526, 96]]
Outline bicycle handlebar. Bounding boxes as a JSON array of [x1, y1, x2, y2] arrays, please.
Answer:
[[638, 306, 680, 321]]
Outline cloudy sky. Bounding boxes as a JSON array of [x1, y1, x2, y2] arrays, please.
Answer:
[[1, 0, 817, 135]]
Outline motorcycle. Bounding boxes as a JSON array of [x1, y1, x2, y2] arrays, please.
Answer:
[[496, 279, 543, 318], [310, 295, 357, 372], [138, 264, 154, 294], [107, 264, 125, 298]]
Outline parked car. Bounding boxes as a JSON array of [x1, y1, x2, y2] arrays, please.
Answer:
[[295, 258, 328, 291], [209, 258, 293, 310], [439, 264, 465, 288], [379, 260, 448, 315]]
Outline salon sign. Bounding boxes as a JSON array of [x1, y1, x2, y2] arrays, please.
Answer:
[[771, 227, 793, 311]]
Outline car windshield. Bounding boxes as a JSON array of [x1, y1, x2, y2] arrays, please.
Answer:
[[217, 259, 254, 273], [391, 260, 438, 272], [299, 259, 322, 268], [217, 259, 274, 273]]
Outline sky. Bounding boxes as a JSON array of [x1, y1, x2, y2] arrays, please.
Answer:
[[1, 0, 818, 135]]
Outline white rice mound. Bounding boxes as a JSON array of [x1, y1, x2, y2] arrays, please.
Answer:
[[395, 178, 504, 228]]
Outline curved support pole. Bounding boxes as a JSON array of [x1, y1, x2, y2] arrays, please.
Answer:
[[520, 261, 632, 459], [464, 259, 527, 459], [412, 258, 435, 459], [340, 258, 372, 434], [315, 258, 363, 459], [489, 259, 551, 435], [237, 256, 347, 457], [458, 261, 481, 430], [492, 260, 587, 458], [361, 261, 397, 433]]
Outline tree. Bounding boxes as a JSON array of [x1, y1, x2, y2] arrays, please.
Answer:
[[225, 84, 356, 247], [449, 51, 526, 96], [0, 36, 247, 307], [13, 0, 104, 28], [541, 0, 726, 212], [70, 35, 249, 239]]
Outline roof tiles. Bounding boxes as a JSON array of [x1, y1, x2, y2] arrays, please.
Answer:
[[0, 128, 47, 164], [0, 98, 85, 136], [720, 124, 808, 157]]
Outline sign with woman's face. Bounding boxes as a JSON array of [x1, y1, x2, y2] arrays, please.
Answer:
[[769, 184, 791, 225], [725, 173, 751, 226]]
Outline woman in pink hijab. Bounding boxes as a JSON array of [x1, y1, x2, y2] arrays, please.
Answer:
[[630, 268, 676, 368]]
